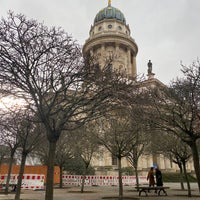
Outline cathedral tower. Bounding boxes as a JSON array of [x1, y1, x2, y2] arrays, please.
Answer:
[[83, 0, 138, 79]]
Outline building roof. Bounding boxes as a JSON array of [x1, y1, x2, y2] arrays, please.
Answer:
[[94, 2, 126, 24]]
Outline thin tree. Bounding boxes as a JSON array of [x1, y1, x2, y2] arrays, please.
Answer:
[[0, 111, 21, 194], [153, 132, 192, 195], [14, 110, 44, 200], [69, 123, 100, 193], [126, 131, 147, 189], [54, 134, 73, 188], [171, 142, 192, 197], [125, 91, 150, 188], [96, 110, 138, 200]]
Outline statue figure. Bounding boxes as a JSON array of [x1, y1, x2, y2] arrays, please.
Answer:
[[147, 60, 152, 74]]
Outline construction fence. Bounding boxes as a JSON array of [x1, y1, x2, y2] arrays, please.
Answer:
[[0, 174, 148, 189], [62, 175, 148, 186], [0, 174, 45, 190]]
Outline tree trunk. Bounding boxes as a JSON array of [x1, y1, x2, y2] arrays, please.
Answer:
[[135, 166, 139, 190], [5, 150, 15, 194], [182, 161, 191, 197], [14, 152, 27, 200], [81, 165, 88, 193], [178, 163, 185, 190], [45, 140, 57, 200], [118, 157, 123, 200], [134, 162, 139, 190], [190, 141, 200, 192], [81, 175, 85, 193], [59, 165, 63, 188]]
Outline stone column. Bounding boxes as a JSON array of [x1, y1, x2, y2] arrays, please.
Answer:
[[132, 56, 137, 78], [116, 44, 119, 54], [127, 48, 131, 76]]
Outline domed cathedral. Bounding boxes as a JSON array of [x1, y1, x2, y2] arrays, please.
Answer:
[[83, 0, 138, 79], [82, 1, 194, 175]]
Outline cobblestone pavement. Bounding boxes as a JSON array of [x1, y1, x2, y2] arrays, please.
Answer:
[[0, 183, 199, 200]]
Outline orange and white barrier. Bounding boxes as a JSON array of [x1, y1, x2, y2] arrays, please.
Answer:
[[0, 174, 45, 190], [62, 175, 148, 186]]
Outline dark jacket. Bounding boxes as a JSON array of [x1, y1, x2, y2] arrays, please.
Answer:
[[155, 169, 163, 186]]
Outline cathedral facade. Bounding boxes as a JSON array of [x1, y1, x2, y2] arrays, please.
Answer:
[[83, 1, 194, 175]]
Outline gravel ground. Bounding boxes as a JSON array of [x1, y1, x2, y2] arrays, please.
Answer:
[[0, 183, 199, 200]]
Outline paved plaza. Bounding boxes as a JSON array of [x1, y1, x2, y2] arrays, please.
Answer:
[[0, 183, 199, 200]]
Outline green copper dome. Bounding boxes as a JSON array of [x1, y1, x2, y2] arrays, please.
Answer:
[[94, 3, 126, 24]]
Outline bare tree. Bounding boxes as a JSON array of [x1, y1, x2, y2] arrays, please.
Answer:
[[126, 130, 148, 189], [54, 134, 73, 188], [170, 140, 192, 197], [0, 12, 132, 200], [14, 110, 44, 200], [147, 60, 200, 192], [96, 109, 138, 200], [69, 123, 100, 193], [0, 111, 21, 194], [125, 90, 151, 188], [154, 131, 192, 195]]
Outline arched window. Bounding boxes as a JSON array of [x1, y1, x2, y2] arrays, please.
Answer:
[[118, 26, 122, 30], [108, 24, 112, 29]]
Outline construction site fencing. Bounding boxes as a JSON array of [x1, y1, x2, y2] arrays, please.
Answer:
[[62, 175, 148, 186], [0, 174, 45, 190]]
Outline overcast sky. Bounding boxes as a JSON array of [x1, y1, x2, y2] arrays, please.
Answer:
[[1, 0, 200, 85]]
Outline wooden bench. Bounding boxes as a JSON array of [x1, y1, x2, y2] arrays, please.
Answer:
[[135, 186, 170, 196]]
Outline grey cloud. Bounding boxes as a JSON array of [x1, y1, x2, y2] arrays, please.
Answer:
[[0, 0, 200, 84]]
